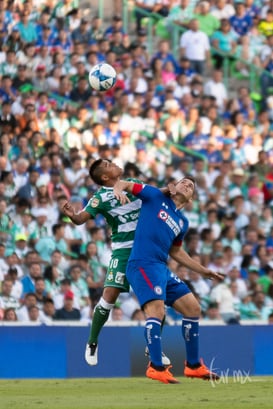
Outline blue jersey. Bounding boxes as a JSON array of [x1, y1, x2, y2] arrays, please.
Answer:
[[229, 14, 252, 36], [129, 184, 189, 264]]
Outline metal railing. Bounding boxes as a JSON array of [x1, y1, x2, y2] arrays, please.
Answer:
[[139, 130, 208, 170], [128, 5, 273, 94], [96, 0, 132, 27], [52, 1, 272, 167], [167, 141, 208, 170]]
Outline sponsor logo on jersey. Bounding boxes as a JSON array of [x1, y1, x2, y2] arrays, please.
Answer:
[[110, 199, 118, 207], [158, 209, 180, 235], [91, 198, 99, 208], [115, 271, 125, 284], [154, 286, 163, 295], [106, 191, 115, 199]]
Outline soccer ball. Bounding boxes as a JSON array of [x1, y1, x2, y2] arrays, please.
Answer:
[[88, 63, 117, 91]]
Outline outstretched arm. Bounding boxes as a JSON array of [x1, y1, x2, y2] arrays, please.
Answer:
[[113, 180, 135, 204], [114, 180, 175, 204], [170, 245, 224, 281], [62, 202, 91, 225]]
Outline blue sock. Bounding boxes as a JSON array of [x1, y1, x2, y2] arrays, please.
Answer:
[[182, 317, 200, 366], [144, 317, 163, 367]]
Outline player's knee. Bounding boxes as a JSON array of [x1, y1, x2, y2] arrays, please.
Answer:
[[181, 301, 201, 318], [189, 303, 201, 318], [144, 300, 165, 320]]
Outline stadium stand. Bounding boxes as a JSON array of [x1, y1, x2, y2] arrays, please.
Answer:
[[0, 0, 273, 326]]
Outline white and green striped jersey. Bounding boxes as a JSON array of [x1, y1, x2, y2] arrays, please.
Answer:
[[84, 180, 142, 253]]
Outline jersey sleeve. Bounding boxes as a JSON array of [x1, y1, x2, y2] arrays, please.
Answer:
[[132, 183, 145, 196], [83, 194, 101, 218], [132, 184, 163, 202], [172, 236, 183, 247]]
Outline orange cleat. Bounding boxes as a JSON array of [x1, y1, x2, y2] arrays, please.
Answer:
[[146, 363, 180, 384], [184, 359, 219, 380]]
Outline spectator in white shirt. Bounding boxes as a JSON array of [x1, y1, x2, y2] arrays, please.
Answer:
[[63, 155, 88, 195], [188, 269, 210, 299], [204, 69, 228, 113], [0, 278, 20, 311], [6, 267, 23, 300], [211, 0, 235, 20], [12, 158, 29, 190], [209, 275, 240, 323], [16, 292, 40, 321], [0, 249, 24, 278], [225, 266, 248, 300], [119, 101, 145, 135], [180, 18, 211, 75]]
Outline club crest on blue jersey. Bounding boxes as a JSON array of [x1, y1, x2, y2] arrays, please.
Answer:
[[158, 209, 180, 235], [158, 210, 168, 220], [154, 286, 163, 295]]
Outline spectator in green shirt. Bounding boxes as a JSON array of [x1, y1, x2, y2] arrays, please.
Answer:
[[167, 0, 195, 31], [194, 1, 220, 37]]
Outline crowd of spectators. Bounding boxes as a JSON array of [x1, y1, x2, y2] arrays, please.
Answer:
[[0, 0, 273, 326]]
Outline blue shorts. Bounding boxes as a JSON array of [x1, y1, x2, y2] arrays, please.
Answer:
[[126, 260, 191, 308]]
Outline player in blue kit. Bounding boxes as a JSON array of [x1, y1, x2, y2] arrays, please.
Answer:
[[114, 177, 222, 384]]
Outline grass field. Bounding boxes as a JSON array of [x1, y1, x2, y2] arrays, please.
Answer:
[[0, 377, 272, 409]]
